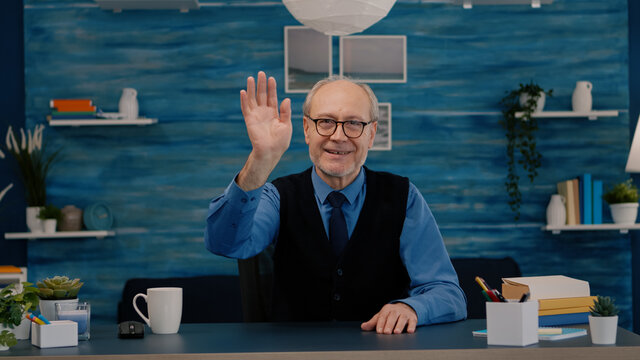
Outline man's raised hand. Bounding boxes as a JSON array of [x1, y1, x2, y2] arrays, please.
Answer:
[[237, 71, 292, 191]]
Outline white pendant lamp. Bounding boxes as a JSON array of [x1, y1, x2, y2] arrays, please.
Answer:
[[282, 0, 397, 36]]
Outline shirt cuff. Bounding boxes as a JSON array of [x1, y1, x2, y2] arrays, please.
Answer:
[[224, 177, 264, 212]]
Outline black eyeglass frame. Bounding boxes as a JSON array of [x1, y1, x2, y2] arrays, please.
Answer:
[[304, 114, 372, 139]]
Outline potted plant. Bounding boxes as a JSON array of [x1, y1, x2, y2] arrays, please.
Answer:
[[38, 204, 62, 233], [36, 276, 83, 321], [500, 82, 553, 220], [588, 295, 620, 345], [0, 282, 40, 347], [4, 125, 61, 232], [602, 179, 639, 224]]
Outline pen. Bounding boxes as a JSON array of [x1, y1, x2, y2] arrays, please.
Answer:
[[475, 276, 490, 292], [485, 290, 501, 302], [519, 292, 530, 303], [26, 313, 46, 326], [492, 289, 507, 303], [37, 313, 51, 325], [481, 290, 492, 302]]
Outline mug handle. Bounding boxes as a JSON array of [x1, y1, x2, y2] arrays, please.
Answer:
[[132, 293, 151, 326]]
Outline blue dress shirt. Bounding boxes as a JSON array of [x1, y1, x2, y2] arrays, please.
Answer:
[[205, 167, 467, 326]]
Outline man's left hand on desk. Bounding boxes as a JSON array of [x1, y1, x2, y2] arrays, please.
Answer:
[[361, 302, 418, 335]]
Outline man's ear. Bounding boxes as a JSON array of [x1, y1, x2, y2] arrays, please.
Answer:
[[303, 117, 311, 145], [368, 121, 378, 148]]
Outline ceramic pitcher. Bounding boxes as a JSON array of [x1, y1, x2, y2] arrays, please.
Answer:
[[119, 88, 139, 120], [546, 194, 567, 226], [572, 81, 592, 113]]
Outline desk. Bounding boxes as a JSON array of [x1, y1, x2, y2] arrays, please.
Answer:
[[2, 320, 640, 360]]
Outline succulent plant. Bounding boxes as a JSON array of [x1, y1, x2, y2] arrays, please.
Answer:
[[36, 276, 83, 300], [590, 295, 620, 317]]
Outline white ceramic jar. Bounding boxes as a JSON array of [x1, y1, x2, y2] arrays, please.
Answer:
[[546, 194, 567, 226]]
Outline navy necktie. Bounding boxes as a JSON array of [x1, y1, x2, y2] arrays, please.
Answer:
[[327, 191, 349, 256]]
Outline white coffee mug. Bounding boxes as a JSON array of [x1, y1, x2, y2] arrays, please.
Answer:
[[132, 287, 182, 334]]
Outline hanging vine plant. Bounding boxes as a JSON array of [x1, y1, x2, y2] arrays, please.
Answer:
[[499, 82, 553, 220]]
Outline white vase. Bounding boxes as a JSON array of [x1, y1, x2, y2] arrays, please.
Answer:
[[519, 91, 546, 113], [39, 298, 79, 322], [43, 219, 57, 233], [572, 81, 593, 112], [13, 317, 31, 340], [609, 203, 639, 224], [546, 194, 567, 226], [589, 315, 618, 344], [26, 206, 43, 233], [118, 88, 139, 120]]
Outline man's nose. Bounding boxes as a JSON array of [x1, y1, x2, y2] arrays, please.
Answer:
[[329, 123, 348, 141]]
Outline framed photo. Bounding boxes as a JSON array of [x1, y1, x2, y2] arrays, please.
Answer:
[[284, 26, 332, 93], [340, 35, 407, 83], [372, 102, 391, 151]]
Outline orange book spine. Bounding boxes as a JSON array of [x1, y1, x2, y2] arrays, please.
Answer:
[[53, 105, 97, 112], [49, 99, 93, 108]]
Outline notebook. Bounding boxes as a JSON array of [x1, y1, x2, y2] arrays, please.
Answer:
[[472, 327, 587, 341]]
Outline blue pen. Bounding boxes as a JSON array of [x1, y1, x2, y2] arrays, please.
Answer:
[[36, 313, 51, 325]]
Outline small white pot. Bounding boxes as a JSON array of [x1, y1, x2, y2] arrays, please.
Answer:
[[589, 315, 618, 345], [43, 219, 57, 233], [519, 91, 546, 113], [26, 206, 44, 233], [610, 203, 639, 224], [0, 343, 8, 351], [39, 298, 79, 322], [13, 317, 31, 340]]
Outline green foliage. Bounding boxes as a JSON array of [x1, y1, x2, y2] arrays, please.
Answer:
[[0, 330, 17, 348], [36, 276, 83, 300], [3, 125, 61, 206], [0, 282, 40, 328], [500, 81, 553, 220], [37, 203, 62, 221], [603, 179, 639, 204], [590, 295, 620, 317]]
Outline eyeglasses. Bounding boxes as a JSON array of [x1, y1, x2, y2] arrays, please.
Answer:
[[305, 115, 372, 139]]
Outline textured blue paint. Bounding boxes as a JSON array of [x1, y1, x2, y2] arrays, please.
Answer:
[[19, 0, 633, 329]]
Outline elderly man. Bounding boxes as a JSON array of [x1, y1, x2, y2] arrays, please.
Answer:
[[205, 71, 466, 334]]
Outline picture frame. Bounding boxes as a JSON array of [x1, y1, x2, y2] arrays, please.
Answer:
[[340, 35, 407, 83], [284, 26, 333, 93], [372, 102, 392, 151]]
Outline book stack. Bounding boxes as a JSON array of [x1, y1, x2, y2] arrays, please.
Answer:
[[0, 265, 26, 288], [48, 99, 97, 121], [502, 275, 594, 326], [556, 174, 604, 225]]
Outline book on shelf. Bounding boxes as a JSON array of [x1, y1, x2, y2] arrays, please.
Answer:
[[0, 265, 22, 273], [572, 178, 580, 225], [557, 180, 575, 225], [593, 179, 603, 224], [49, 99, 94, 112], [579, 174, 592, 225]]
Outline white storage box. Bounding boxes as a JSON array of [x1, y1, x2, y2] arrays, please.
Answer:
[[31, 320, 78, 348], [486, 301, 539, 346]]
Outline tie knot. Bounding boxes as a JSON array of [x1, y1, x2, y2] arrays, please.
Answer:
[[327, 191, 347, 208]]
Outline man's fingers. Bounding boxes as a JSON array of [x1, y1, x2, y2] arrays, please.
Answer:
[[256, 71, 267, 106], [240, 90, 248, 118], [246, 76, 256, 108], [406, 317, 417, 334], [280, 98, 291, 123], [267, 76, 278, 110], [360, 313, 379, 331], [393, 315, 408, 334]]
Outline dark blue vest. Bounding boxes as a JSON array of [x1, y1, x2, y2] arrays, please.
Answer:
[[271, 167, 410, 321]]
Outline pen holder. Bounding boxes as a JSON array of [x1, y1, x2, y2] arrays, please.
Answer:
[[486, 301, 539, 346], [31, 321, 78, 348]]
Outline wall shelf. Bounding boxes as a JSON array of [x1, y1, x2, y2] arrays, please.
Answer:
[[95, 0, 200, 13], [4, 230, 115, 240], [514, 110, 619, 120], [48, 118, 157, 127], [542, 224, 640, 235]]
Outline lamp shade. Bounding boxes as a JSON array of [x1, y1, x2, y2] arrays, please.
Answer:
[[626, 115, 640, 172], [282, 0, 397, 36]]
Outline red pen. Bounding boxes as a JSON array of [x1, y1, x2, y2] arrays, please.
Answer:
[[485, 290, 500, 302]]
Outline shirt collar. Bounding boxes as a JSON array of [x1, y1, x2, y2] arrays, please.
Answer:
[[311, 166, 365, 205]]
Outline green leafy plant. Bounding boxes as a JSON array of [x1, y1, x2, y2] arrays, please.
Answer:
[[500, 82, 553, 220], [603, 179, 639, 204], [4, 124, 61, 206], [0, 282, 39, 328], [37, 204, 62, 221], [0, 330, 17, 348], [36, 276, 83, 300], [590, 295, 620, 317]]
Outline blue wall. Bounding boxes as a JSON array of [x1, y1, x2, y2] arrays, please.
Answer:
[[11, 0, 634, 329]]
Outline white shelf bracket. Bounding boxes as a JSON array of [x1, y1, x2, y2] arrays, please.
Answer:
[[552, 230, 561, 235]]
